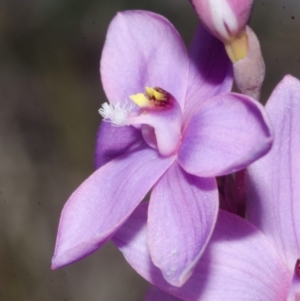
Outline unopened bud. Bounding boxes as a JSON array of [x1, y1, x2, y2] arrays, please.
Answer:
[[233, 26, 265, 100], [190, 0, 253, 42]]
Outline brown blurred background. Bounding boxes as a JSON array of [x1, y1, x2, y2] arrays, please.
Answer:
[[0, 0, 299, 300]]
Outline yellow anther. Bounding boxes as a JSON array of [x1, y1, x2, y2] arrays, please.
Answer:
[[130, 86, 170, 109], [129, 93, 150, 107], [145, 86, 165, 101], [145, 86, 154, 96], [225, 32, 248, 63]]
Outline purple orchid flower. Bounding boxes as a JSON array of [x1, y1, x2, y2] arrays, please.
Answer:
[[52, 10, 272, 286], [112, 75, 300, 300]]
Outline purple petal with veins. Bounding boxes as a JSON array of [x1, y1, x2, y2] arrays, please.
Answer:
[[52, 147, 175, 269], [247, 75, 300, 272], [179, 92, 272, 177], [147, 162, 218, 286]]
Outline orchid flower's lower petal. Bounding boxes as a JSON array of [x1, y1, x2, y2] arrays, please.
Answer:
[[145, 286, 182, 301], [100, 10, 189, 109], [52, 147, 175, 269], [94, 122, 144, 169], [247, 75, 300, 272], [178, 92, 273, 177], [147, 162, 218, 286], [113, 205, 291, 301]]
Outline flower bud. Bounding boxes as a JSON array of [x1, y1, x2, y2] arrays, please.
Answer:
[[190, 0, 253, 42], [233, 26, 265, 100]]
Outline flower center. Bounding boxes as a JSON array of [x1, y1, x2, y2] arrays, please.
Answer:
[[130, 87, 172, 109], [99, 86, 182, 156]]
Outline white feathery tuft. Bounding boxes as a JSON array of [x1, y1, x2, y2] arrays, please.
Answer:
[[98, 101, 135, 126]]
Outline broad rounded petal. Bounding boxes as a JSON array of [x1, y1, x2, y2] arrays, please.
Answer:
[[184, 23, 232, 122], [178, 92, 273, 177], [52, 147, 175, 269], [145, 286, 182, 301], [94, 121, 144, 169], [100, 10, 189, 109], [113, 207, 291, 301], [247, 75, 300, 272], [148, 162, 218, 286]]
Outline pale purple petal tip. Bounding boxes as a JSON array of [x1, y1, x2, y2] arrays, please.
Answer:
[[148, 163, 218, 286], [52, 147, 175, 269]]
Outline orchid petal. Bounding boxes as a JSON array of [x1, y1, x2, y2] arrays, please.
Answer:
[[178, 92, 273, 177], [148, 162, 218, 286], [145, 286, 182, 301], [247, 75, 300, 272], [94, 122, 144, 169], [52, 147, 175, 269], [100, 10, 189, 109], [184, 23, 232, 123], [113, 205, 290, 301]]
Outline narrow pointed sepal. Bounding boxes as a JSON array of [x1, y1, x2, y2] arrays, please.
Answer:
[[52, 147, 175, 269]]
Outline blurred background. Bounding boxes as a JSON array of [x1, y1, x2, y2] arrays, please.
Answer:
[[0, 0, 299, 300]]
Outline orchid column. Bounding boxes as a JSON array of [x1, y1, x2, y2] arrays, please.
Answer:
[[190, 0, 264, 100]]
